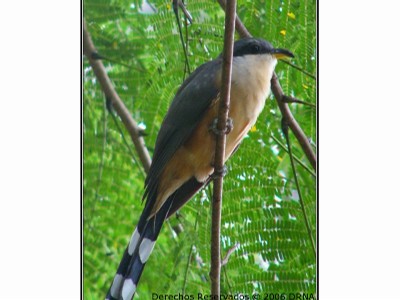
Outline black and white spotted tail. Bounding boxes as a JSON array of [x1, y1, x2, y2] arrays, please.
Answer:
[[105, 197, 173, 300], [106, 177, 207, 300]]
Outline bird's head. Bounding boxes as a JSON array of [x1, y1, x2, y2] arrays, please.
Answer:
[[232, 37, 294, 60], [227, 38, 294, 100]]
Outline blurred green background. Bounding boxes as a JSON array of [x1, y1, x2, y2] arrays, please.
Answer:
[[83, 0, 316, 298]]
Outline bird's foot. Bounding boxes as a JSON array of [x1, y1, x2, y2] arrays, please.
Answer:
[[209, 117, 234, 136], [211, 165, 228, 179]]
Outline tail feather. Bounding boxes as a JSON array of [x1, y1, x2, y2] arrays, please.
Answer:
[[106, 176, 207, 300], [167, 177, 208, 218], [106, 198, 173, 300]]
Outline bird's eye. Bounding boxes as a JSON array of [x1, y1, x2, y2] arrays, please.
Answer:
[[251, 44, 260, 53]]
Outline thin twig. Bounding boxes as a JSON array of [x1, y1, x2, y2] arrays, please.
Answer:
[[182, 244, 194, 294], [184, 2, 191, 76], [271, 136, 316, 177], [88, 99, 108, 230], [90, 52, 141, 70], [175, 0, 193, 23], [182, 207, 201, 294], [210, 0, 236, 296], [281, 120, 316, 256], [83, 19, 152, 173], [216, 1, 316, 171], [283, 95, 316, 108], [281, 60, 316, 80], [173, 0, 191, 78], [108, 105, 147, 179], [220, 243, 239, 294], [221, 243, 239, 267]]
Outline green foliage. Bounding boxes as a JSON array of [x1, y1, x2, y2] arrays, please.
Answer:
[[84, 0, 316, 299]]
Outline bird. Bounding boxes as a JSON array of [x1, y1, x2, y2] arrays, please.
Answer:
[[105, 37, 294, 300]]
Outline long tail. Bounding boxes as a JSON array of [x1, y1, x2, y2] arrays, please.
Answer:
[[106, 197, 173, 300], [105, 177, 208, 300]]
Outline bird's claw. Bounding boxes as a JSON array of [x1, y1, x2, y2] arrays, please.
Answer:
[[209, 117, 234, 136], [211, 165, 228, 179]]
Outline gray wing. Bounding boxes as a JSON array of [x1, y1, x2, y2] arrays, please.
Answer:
[[144, 58, 221, 202]]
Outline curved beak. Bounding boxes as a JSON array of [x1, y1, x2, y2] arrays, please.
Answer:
[[271, 48, 294, 59]]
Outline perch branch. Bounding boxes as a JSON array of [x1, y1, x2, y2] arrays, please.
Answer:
[[216, 0, 316, 170], [83, 20, 152, 173], [210, 0, 236, 296], [217, 0, 251, 38]]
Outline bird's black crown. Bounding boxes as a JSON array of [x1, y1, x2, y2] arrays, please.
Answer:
[[233, 38, 274, 57]]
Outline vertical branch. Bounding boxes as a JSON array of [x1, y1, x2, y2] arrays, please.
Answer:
[[210, 0, 237, 296], [83, 20, 152, 173], [216, 0, 251, 39]]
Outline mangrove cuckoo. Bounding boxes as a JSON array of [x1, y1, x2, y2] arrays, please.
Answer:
[[106, 37, 294, 300]]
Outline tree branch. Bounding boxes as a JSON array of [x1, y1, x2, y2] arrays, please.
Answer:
[[271, 75, 316, 170], [83, 20, 152, 173], [216, 0, 250, 38], [210, 0, 236, 296], [216, 0, 316, 170]]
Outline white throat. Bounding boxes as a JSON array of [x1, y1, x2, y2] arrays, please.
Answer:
[[231, 53, 277, 119]]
